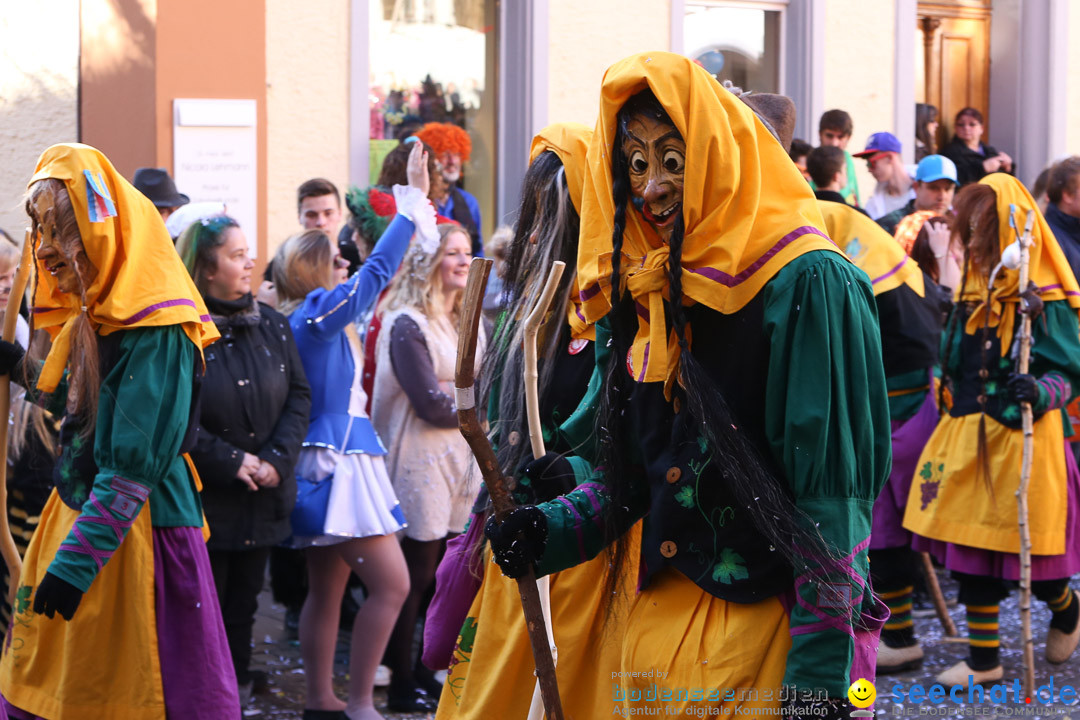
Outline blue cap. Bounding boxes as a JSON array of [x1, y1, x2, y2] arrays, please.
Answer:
[[853, 132, 902, 157], [915, 154, 958, 184]]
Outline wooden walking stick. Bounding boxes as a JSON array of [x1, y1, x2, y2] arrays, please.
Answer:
[[0, 231, 34, 606], [919, 551, 958, 637], [522, 260, 566, 720], [455, 257, 564, 720], [1014, 209, 1037, 699]]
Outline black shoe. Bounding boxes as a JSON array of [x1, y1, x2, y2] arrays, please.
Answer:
[[249, 669, 270, 694], [415, 666, 444, 698], [387, 685, 438, 713], [302, 710, 348, 720]]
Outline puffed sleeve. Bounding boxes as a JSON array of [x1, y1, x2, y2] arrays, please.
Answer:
[[761, 251, 892, 698], [46, 326, 195, 592]]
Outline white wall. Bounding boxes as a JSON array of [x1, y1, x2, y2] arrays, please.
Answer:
[[0, 3, 80, 239], [265, 0, 351, 256], [822, 0, 896, 205], [546, 0, 671, 128]]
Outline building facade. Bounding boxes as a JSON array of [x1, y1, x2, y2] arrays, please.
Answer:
[[2, 0, 1078, 262]]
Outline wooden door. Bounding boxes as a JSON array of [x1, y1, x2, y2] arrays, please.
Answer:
[[916, 1, 992, 150]]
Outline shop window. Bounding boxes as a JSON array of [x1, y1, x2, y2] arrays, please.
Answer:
[[368, 0, 496, 239], [684, 2, 784, 93]]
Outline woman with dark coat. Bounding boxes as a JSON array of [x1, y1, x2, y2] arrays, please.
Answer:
[[941, 107, 1013, 186], [176, 215, 312, 702]]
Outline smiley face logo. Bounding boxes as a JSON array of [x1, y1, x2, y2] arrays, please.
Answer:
[[847, 678, 876, 708]]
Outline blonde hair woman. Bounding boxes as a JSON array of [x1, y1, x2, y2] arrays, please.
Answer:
[[275, 141, 436, 720], [371, 222, 484, 712]]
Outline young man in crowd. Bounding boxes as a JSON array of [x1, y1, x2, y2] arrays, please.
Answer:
[[1046, 157, 1080, 279], [807, 145, 869, 216], [810, 109, 860, 206], [878, 154, 958, 241], [297, 177, 343, 238], [855, 132, 915, 221]]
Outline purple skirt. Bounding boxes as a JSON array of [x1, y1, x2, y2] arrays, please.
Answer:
[[4, 526, 238, 720], [913, 441, 1080, 582], [871, 391, 940, 550]]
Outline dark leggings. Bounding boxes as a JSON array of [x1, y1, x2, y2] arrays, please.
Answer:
[[385, 536, 448, 689], [953, 572, 1070, 606]]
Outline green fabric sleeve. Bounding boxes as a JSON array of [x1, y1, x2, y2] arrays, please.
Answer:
[[1030, 300, 1080, 403], [761, 251, 892, 698], [47, 326, 197, 592]]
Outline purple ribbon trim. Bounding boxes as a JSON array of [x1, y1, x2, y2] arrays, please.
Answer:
[[555, 496, 588, 562], [872, 257, 909, 286], [687, 226, 831, 288], [635, 301, 650, 322], [59, 495, 135, 571], [120, 298, 200, 325], [637, 342, 651, 383], [579, 283, 603, 302], [577, 484, 606, 530], [789, 534, 872, 638]]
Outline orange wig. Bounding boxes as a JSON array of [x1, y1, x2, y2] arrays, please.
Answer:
[[415, 123, 472, 162]]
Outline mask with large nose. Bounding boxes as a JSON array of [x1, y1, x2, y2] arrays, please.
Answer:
[[620, 111, 685, 244]]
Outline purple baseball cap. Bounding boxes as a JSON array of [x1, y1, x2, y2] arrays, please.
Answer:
[[853, 132, 902, 158]]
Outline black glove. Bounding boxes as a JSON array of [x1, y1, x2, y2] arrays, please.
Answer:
[[484, 505, 548, 579], [0, 339, 24, 377], [33, 572, 84, 621], [517, 451, 576, 503], [1007, 372, 1040, 406]]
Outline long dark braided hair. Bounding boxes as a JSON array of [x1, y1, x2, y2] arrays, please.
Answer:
[[598, 89, 850, 610]]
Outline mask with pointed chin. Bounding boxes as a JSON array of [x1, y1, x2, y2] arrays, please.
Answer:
[[621, 113, 685, 243]]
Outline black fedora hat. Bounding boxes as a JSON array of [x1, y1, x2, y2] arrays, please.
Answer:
[[133, 167, 190, 208]]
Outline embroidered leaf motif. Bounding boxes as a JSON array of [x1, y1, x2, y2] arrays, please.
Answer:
[[711, 548, 749, 584], [919, 461, 933, 480], [696, 435, 708, 455], [919, 462, 944, 510], [457, 616, 478, 655], [14, 585, 31, 614], [675, 486, 694, 508], [985, 380, 998, 395], [1002, 404, 1020, 421]]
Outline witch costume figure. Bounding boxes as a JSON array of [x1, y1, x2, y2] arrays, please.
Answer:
[[427, 122, 641, 719], [903, 174, 1080, 687], [0, 143, 236, 719], [484, 53, 891, 716], [817, 200, 948, 674]]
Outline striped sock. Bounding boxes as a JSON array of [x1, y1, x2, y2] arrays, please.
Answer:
[[967, 604, 1000, 670], [1048, 588, 1079, 632], [881, 586, 915, 647]]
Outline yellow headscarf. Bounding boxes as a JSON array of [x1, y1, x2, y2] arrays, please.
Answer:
[[959, 173, 1080, 354], [28, 143, 219, 392], [530, 122, 595, 340], [818, 201, 925, 298], [576, 52, 839, 386]]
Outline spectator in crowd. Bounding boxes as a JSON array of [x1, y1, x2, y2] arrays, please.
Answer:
[[908, 216, 961, 288], [788, 138, 813, 182], [256, 259, 278, 308], [812, 109, 860, 206], [481, 224, 512, 321], [941, 107, 1013, 186], [879, 155, 958, 248], [1033, 165, 1054, 213], [855, 132, 915, 220], [372, 223, 484, 712], [298, 178, 344, 239], [274, 142, 433, 720], [1045, 157, 1080, 279], [915, 104, 939, 162], [133, 167, 190, 222], [176, 215, 311, 705], [415, 123, 483, 256], [807, 145, 868, 216]]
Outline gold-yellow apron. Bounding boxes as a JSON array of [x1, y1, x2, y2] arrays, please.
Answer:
[[0, 490, 164, 720], [438, 523, 641, 720], [903, 411, 1068, 555]]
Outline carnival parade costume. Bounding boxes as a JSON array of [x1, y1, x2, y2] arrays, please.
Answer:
[[430, 123, 641, 720], [0, 143, 237, 719], [486, 53, 892, 714], [903, 174, 1080, 679], [819, 201, 946, 668]]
